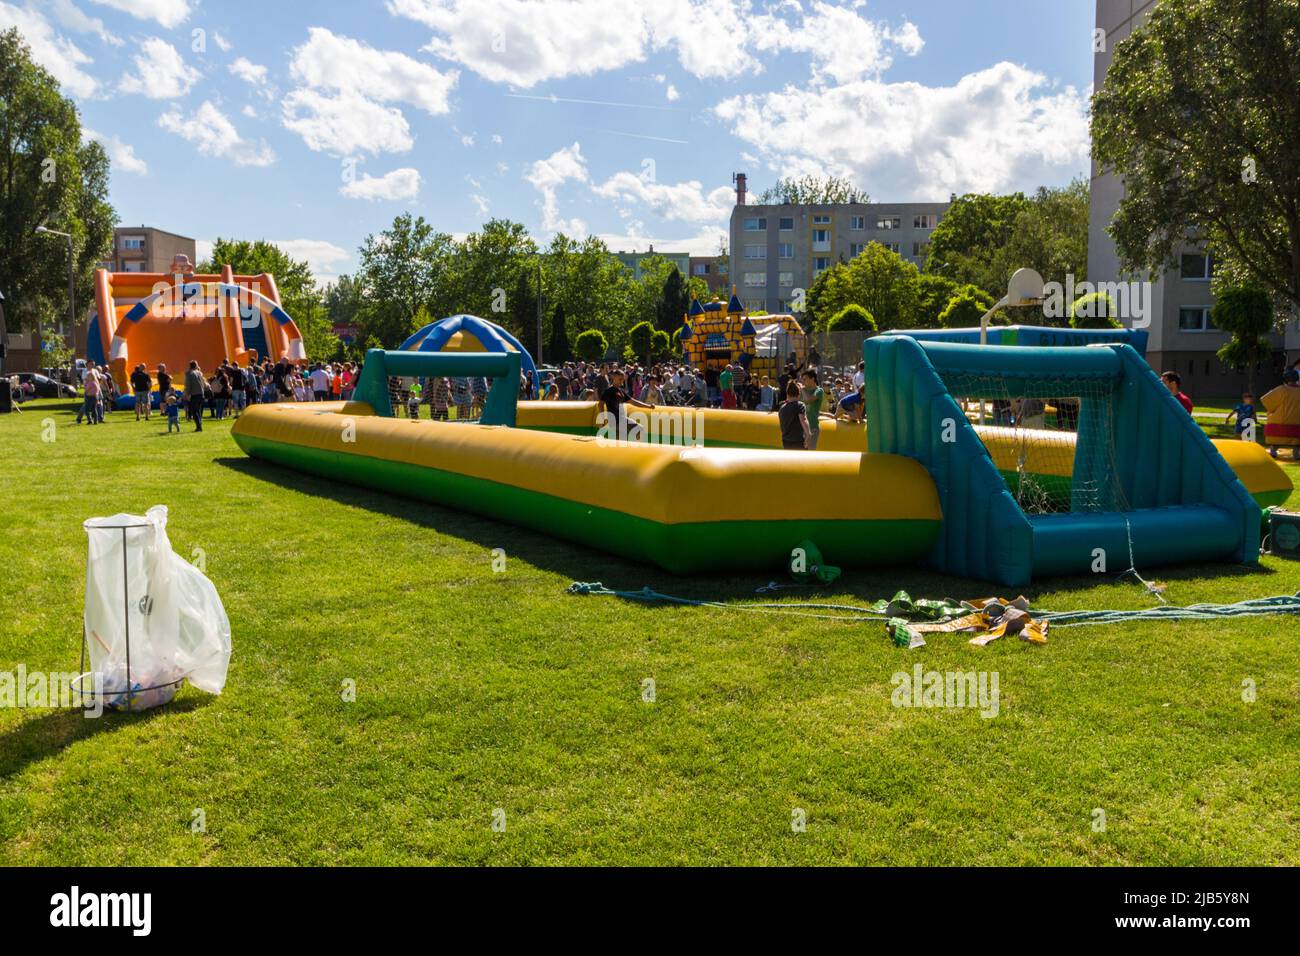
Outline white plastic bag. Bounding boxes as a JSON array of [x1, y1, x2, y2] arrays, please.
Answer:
[[83, 505, 231, 710]]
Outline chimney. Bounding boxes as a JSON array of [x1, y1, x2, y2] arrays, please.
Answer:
[[733, 172, 747, 206]]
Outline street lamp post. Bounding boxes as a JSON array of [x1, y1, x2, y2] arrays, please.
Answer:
[[35, 226, 75, 352]]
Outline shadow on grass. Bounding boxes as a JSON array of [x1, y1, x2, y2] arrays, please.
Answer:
[[0, 695, 206, 781], [213, 454, 1283, 609]]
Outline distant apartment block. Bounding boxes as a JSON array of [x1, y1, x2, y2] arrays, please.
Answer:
[[100, 226, 197, 274], [689, 255, 728, 295], [613, 246, 690, 282], [727, 172, 949, 314], [1089, 0, 1288, 394]]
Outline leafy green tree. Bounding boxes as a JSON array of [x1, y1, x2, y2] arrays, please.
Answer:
[[574, 328, 608, 362], [547, 302, 570, 364], [914, 274, 959, 328], [1068, 292, 1121, 330], [924, 192, 1028, 294], [651, 329, 671, 360], [0, 28, 116, 343], [803, 263, 848, 331], [356, 213, 457, 347], [827, 304, 877, 333], [1092, 0, 1300, 315], [1213, 287, 1274, 394], [508, 265, 539, 351], [542, 234, 634, 345], [757, 175, 869, 205], [844, 243, 921, 331], [628, 320, 655, 364], [939, 285, 997, 328], [657, 266, 691, 334], [448, 218, 537, 321]]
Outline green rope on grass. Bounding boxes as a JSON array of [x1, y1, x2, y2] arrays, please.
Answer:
[[568, 582, 1300, 628]]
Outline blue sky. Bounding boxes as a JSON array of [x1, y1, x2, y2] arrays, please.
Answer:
[[3, 0, 1095, 282]]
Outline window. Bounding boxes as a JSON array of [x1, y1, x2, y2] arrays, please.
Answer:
[[811, 229, 830, 252], [777, 300, 791, 312], [744, 299, 764, 312], [121, 260, 145, 272], [744, 244, 766, 260], [850, 216, 866, 230], [743, 217, 767, 231], [813, 256, 831, 274], [743, 272, 766, 287], [778, 217, 794, 231], [849, 242, 866, 258], [778, 243, 794, 259], [877, 216, 901, 230], [1181, 252, 1212, 280], [813, 214, 831, 225], [692, 263, 710, 276], [1178, 306, 1215, 331], [778, 272, 794, 287], [912, 241, 929, 258], [882, 242, 900, 254], [120, 236, 145, 250], [913, 214, 937, 229]]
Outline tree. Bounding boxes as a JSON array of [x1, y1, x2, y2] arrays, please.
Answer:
[[548, 303, 571, 363], [628, 320, 655, 364], [923, 192, 1029, 294], [827, 304, 877, 333], [323, 274, 365, 358], [1091, 0, 1300, 316], [651, 329, 671, 360], [1212, 287, 1274, 394], [938, 285, 997, 328], [804, 263, 848, 331], [757, 175, 868, 205], [1068, 292, 1121, 329], [844, 243, 921, 331], [448, 218, 537, 322], [356, 213, 456, 347], [0, 28, 116, 339], [508, 265, 538, 349], [657, 266, 691, 334], [574, 328, 608, 362], [915, 274, 959, 328]]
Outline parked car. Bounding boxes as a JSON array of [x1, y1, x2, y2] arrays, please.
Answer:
[[15, 372, 77, 399]]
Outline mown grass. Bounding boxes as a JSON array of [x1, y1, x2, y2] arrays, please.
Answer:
[[1, 398, 1297, 865]]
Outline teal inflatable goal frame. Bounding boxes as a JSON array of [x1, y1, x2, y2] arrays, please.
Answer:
[[864, 336, 1259, 587]]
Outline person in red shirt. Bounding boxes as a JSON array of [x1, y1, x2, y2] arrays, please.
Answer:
[[1160, 371, 1193, 414]]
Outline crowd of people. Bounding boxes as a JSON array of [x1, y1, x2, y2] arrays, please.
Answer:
[[53, 346, 1300, 458], [74, 357, 364, 432]]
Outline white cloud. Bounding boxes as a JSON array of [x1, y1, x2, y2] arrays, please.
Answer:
[[282, 89, 413, 156], [525, 141, 588, 234], [598, 223, 727, 257], [592, 172, 732, 224], [714, 62, 1090, 200], [213, 31, 231, 52], [241, 104, 257, 118], [460, 133, 475, 146], [289, 26, 457, 114], [119, 37, 200, 99], [665, 83, 679, 101], [340, 167, 421, 201], [196, 239, 213, 264], [48, 0, 119, 46], [229, 57, 268, 86], [273, 239, 351, 283], [159, 100, 276, 167], [471, 194, 490, 215], [0, 3, 98, 97], [389, 0, 920, 89], [84, 129, 148, 175], [750, 2, 923, 85], [491, 133, 503, 144], [88, 0, 190, 29]]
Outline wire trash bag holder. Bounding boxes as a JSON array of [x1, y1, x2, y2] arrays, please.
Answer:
[[77, 505, 232, 712]]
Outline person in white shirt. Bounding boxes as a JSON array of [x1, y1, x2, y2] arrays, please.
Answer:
[[310, 365, 330, 401], [852, 361, 865, 390]]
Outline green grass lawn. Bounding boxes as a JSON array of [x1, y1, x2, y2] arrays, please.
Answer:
[[1, 398, 1298, 865]]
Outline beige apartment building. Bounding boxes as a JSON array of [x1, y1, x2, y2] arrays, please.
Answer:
[[101, 225, 197, 274], [728, 173, 949, 315]]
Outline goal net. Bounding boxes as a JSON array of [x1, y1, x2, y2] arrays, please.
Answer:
[[939, 368, 1130, 516]]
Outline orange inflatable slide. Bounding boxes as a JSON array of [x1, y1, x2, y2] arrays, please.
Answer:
[[87, 255, 304, 407]]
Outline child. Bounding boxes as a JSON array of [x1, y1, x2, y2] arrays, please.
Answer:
[[1226, 392, 1257, 440], [164, 391, 181, 433]]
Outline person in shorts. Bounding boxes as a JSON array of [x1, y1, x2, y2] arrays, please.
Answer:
[[130, 364, 152, 421], [778, 382, 811, 449]]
